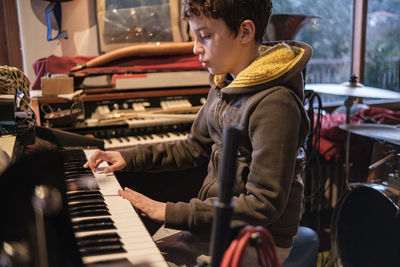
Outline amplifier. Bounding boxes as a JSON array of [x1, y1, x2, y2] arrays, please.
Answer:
[[0, 94, 15, 125]]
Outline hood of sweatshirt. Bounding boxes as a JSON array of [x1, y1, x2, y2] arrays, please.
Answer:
[[212, 41, 312, 101]]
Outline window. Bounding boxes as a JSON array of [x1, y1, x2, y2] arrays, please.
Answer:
[[365, 0, 400, 90], [273, 0, 354, 105], [273, 0, 400, 105]]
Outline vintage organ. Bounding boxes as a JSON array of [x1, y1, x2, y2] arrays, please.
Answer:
[[31, 85, 209, 150]]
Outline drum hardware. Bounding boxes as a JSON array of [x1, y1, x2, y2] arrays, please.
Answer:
[[369, 149, 400, 190], [386, 173, 400, 193], [368, 153, 396, 170], [306, 76, 400, 188]]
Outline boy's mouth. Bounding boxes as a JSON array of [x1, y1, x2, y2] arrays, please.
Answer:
[[201, 61, 209, 68]]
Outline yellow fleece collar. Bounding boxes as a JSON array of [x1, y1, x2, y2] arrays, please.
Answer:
[[214, 42, 304, 88]]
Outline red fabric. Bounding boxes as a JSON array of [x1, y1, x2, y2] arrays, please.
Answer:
[[315, 107, 400, 162], [32, 54, 204, 90], [357, 107, 400, 125], [32, 55, 94, 90]]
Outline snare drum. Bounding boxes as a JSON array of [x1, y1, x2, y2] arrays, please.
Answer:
[[331, 183, 400, 267]]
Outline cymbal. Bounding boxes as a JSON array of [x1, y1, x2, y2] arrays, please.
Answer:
[[339, 123, 400, 146], [305, 83, 400, 99]]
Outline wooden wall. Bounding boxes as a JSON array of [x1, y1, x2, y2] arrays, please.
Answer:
[[0, 0, 22, 69]]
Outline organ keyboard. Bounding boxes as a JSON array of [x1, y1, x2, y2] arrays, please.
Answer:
[[104, 131, 189, 149], [63, 148, 168, 266]]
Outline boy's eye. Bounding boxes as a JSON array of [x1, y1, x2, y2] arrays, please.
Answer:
[[201, 35, 211, 40]]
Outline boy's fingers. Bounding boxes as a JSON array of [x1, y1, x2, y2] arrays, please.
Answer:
[[124, 187, 135, 193], [104, 162, 121, 173], [104, 166, 115, 174]]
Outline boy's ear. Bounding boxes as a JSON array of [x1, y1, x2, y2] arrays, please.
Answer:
[[239, 19, 256, 44]]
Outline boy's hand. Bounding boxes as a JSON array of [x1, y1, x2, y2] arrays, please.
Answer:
[[83, 150, 126, 174], [118, 187, 166, 224]]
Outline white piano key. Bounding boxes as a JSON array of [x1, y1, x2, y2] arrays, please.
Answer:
[[104, 131, 189, 150], [67, 150, 169, 266]]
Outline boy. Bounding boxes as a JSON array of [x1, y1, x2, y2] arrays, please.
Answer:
[[84, 0, 311, 265]]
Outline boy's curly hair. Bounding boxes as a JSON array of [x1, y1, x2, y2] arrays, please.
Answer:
[[182, 0, 273, 44]]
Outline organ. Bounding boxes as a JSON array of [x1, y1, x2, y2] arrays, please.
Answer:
[[31, 86, 210, 150]]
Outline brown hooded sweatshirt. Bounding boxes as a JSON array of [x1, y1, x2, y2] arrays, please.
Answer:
[[120, 41, 312, 248]]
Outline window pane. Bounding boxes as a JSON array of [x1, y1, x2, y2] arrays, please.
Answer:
[[273, 0, 354, 104], [365, 1, 400, 91]]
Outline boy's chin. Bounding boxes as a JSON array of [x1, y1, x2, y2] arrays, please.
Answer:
[[208, 68, 223, 76]]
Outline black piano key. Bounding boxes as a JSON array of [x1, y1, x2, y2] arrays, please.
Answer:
[[79, 244, 126, 256], [65, 173, 95, 180], [85, 258, 133, 267], [78, 237, 122, 248], [67, 193, 104, 201], [67, 190, 103, 197], [67, 178, 99, 191], [72, 218, 115, 232], [70, 209, 110, 218], [68, 184, 100, 191], [64, 169, 91, 175], [69, 203, 108, 212], [64, 161, 86, 166], [69, 201, 107, 209], [65, 169, 93, 175], [76, 232, 121, 244], [72, 217, 114, 225]]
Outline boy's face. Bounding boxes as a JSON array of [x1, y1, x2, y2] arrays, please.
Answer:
[[188, 15, 243, 77]]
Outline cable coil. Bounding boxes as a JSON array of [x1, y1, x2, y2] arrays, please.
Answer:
[[220, 225, 280, 267]]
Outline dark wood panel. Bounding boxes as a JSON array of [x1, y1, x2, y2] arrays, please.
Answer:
[[0, 1, 8, 65], [0, 0, 22, 69], [33, 87, 210, 103]]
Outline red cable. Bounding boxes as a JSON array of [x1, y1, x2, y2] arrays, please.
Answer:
[[221, 225, 281, 267]]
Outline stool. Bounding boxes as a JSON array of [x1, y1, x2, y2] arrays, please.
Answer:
[[282, 226, 320, 267]]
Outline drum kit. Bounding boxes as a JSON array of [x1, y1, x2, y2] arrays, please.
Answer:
[[306, 81, 400, 266]]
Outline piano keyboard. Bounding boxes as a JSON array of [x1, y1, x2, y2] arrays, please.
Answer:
[[63, 149, 168, 267], [104, 131, 189, 150]]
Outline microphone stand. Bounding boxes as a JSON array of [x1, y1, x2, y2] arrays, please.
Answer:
[[342, 75, 361, 191], [209, 125, 242, 267], [32, 185, 62, 267]]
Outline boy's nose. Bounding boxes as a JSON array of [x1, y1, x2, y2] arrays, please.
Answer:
[[193, 41, 202, 55]]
